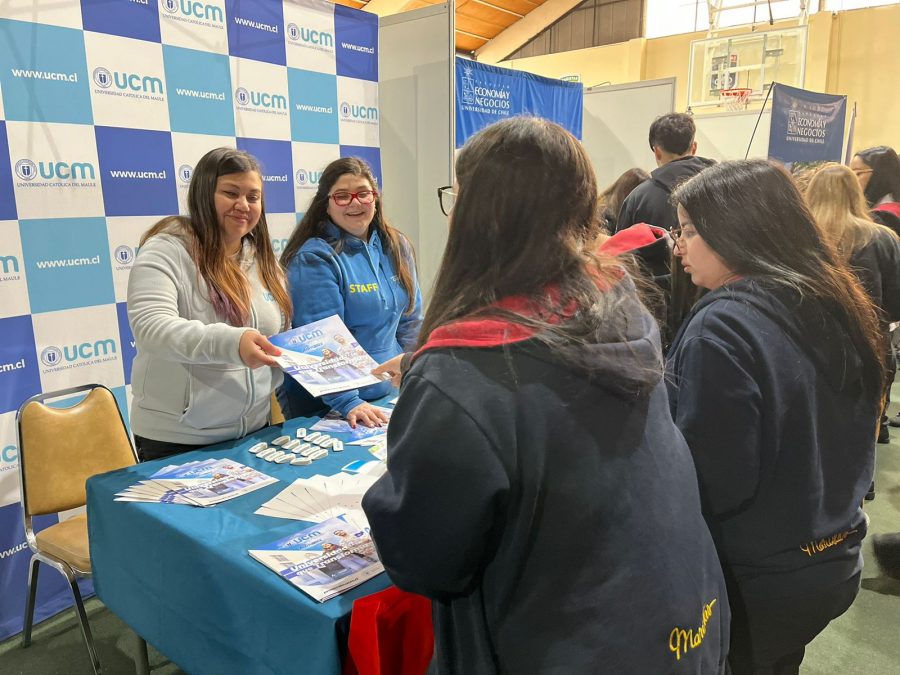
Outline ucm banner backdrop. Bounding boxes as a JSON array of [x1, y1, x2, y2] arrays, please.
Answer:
[[456, 57, 583, 149], [0, 0, 380, 640], [768, 82, 847, 166]]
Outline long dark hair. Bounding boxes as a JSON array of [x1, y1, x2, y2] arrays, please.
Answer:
[[418, 117, 650, 368], [672, 159, 884, 389], [280, 157, 417, 313], [599, 167, 649, 232], [141, 147, 291, 328], [856, 146, 900, 207]]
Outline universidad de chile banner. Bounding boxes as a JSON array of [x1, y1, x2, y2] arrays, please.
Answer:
[[456, 57, 583, 149], [767, 83, 847, 165]]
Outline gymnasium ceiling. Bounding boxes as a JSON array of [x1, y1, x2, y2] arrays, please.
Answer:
[[334, 0, 552, 54]]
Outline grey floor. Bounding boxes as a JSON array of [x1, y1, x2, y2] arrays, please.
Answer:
[[2, 406, 899, 674]]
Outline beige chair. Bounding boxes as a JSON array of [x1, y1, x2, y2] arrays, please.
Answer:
[[16, 384, 141, 675]]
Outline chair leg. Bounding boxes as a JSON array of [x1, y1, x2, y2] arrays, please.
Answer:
[[67, 573, 102, 675], [21, 556, 40, 648], [132, 631, 150, 675]]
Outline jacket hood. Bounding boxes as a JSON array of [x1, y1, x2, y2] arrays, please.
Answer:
[[599, 224, 671, 284], [413, 282, 663, 400], [687, 278, 867, 392], [650, 155, 716, 193]]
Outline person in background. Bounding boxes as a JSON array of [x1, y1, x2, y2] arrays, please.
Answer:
[[279, 158, 422, 428], [597, 167, 649, 233], [363, 117, 730, 674], [806, 163, 900, 450], [667, 160, 884, 675], [851, 146, 900, 236], [616, 112, 715, 232], [127, 148, 291, 461]]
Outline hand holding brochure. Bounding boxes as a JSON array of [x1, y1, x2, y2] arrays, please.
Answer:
[[249, 514, 384, 602], [269, 315, 384, 397]]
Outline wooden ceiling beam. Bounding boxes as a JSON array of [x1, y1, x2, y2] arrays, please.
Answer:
[[475, 0, 584, 63]]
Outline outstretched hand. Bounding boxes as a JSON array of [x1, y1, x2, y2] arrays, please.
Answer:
[[239, 330, 281, 368], [372, 353, 405, 388]]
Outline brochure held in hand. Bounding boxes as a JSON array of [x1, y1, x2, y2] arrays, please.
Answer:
[[269, 315, 384, 397]]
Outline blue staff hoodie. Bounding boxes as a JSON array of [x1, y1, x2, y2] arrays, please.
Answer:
[[283, 220, 422, 416]]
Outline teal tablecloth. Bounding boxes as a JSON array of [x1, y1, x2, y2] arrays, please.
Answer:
[[86, 415, 392, 675]]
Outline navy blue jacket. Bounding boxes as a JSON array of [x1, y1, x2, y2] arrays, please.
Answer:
[[616, 156, 715, 232], [283, 221, 422, 416], [666, 278, 878, 662], [363, 289, 729, 674]]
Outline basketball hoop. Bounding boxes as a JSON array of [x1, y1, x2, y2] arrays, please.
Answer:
[[719, 88, 752, 111]]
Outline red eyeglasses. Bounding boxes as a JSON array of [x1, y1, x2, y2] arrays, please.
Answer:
[[329, 190, 378, 206]]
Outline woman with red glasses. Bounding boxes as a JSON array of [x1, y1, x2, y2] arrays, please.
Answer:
[[279, 158, 422, 427]]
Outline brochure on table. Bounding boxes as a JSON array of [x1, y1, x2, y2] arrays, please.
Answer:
[[115, 458, 277, 506], [249, 514, 384, 602], [270, 315, 383, 397]]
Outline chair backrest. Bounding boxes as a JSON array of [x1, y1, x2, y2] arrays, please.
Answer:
[[18, 385, 137, 517]]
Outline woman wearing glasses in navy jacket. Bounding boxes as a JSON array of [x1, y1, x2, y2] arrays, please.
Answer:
[[279, 157, 422, 427]]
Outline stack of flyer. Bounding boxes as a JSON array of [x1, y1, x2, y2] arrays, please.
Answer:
[[115, 458, 278, 507], [249, 514, 384, 602], [254, 472, 382, 522], [270, 315, 385, 397]]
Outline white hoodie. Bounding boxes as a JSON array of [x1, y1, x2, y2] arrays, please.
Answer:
[[127, 224, 284, 445]]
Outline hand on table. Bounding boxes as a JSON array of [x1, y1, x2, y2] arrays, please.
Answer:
[[347, 402, 390, 429], [239, 330, 281, 368]]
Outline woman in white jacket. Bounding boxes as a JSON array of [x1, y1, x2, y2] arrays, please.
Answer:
[[127, 148, 292, 461]]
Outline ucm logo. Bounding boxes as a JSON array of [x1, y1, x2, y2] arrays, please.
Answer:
[[15, 159, 95, 181], [93, 67, 164, 94], [235, 88, 287, 110], [41, 340, 118, 368], [340, 102, 379, 121], [163, 0, 224, 22], [295, 169, 323, 186], [287, 24, 334, 48], [178, 165, 193, 183], [114, 245, 135, 265]]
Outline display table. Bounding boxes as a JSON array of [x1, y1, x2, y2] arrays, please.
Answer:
[[86, 416, 393, 675]]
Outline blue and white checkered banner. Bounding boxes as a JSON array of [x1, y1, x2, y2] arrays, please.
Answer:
[[768, 82, 847, 166], [455, 57, 583, 149], [0, 0, 380, 640]]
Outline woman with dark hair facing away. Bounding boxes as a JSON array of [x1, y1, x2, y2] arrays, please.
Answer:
[[806, 163, 900, 448], [279, 158, 421, 427], [667, 160, 884, 675], [127, 148, 292, 461], [362, 117, 730, 674], [598, 167, 649, 233], [851, 145, 900, 235]]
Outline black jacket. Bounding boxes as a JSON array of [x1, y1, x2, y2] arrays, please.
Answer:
[[666, 278, 878, 662], [616, 156, 716, 232], [849, 227, 900, 325], [363, 291, 729, 674]]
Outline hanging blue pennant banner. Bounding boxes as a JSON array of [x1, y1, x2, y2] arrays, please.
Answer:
[[768, 83, 847, 165], [456, 58, 583, 149]]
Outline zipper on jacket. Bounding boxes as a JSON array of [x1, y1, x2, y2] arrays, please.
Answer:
[[364, 240, 388, 309]]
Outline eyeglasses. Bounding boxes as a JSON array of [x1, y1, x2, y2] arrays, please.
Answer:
[[852, 168, 873, 177], [437, 186, 456, 216], [670, 227, 698, 246], [329, 190, 377, 206]]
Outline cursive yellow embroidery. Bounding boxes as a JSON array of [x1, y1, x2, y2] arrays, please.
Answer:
[[800, 529, 858, 557], [669, 598, 717, 661]]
